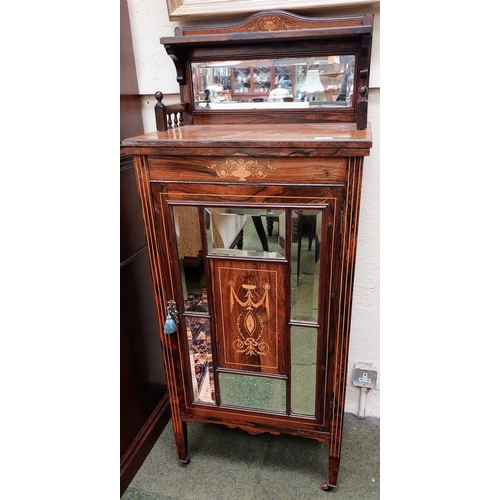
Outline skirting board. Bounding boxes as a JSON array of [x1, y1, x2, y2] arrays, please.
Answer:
[[120, 394, 171, 495]]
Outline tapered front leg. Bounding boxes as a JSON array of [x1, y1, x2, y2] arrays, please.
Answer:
[[321, 455, 339, 491], [174, 421, 190, 464]]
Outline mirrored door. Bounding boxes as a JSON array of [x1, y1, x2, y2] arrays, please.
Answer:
[[168, 200, 333, 421]]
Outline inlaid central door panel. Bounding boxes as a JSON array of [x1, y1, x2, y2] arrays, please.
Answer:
[[210, 259, 287, 376]]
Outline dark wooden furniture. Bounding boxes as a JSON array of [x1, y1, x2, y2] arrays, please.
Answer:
[[122, 10, 373, 491], [120, 0, 170, 494]]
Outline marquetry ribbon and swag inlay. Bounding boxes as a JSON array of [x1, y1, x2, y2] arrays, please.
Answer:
[[245, 16, 300, 32], [207, 159, 275, 181], [229, 280, 271, 357], [212, 262, 285, 375]]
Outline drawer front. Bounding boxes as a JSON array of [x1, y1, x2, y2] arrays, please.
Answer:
[[148, 156, 348, 185]]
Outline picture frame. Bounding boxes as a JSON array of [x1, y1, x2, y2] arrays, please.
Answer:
[[166, 0, 376, 20]]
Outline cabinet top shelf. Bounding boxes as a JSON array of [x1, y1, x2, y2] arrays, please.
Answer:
[[122, 122, 372, 154]]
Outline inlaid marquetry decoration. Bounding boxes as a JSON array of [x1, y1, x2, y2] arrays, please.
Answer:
[[211, 261, 286, 375], [245, 16, 300, 32], [207, 158, 275, 181], [229, 280, 270, 357]]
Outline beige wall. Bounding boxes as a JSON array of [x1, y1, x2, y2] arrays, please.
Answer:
[[125, 0, 380, 418]]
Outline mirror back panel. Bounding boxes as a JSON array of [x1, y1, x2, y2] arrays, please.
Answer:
[[160, 10, 373, 127]]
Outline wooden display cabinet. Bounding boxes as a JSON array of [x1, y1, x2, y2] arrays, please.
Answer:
[[122, 10, 373, 491]]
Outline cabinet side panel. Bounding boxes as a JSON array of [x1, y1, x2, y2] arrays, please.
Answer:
[[328, 157, 364, 462], [133, 156, 190, 462]]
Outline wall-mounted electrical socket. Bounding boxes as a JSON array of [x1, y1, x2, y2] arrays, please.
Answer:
[[353, 362, 377, 389]]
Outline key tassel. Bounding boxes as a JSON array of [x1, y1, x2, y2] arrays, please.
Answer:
[[164, 313, 177, 334], [164, 299, 179, 334]]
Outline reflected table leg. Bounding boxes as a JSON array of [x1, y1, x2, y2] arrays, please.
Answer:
[[251, 216, 269, 251]]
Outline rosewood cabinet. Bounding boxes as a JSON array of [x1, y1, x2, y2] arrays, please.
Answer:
[[122, 10, 373, 490]]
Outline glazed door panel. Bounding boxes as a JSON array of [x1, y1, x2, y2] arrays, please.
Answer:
[[157, 182, 343, 426]]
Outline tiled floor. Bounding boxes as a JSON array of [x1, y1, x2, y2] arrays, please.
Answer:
[[121, 412, 379, 500]]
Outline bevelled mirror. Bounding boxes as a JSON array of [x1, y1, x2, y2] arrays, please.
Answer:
[[191, 55, 356, 110]]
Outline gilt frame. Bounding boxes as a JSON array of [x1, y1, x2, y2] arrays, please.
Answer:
[[166, 0, 376, 20]]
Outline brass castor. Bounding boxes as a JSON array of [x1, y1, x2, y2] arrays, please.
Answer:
[[321, 481, 337, 491]]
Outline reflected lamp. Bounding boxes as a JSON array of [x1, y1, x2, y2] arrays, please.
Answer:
[[299, 69, 324, 100]]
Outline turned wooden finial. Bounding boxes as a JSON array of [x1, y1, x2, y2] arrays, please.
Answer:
[[155, 91, 168, 131], [356, 85, 368, 130]]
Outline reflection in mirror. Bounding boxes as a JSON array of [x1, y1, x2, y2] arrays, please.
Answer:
[[205, 207, 285, 259], [219, 372, 286, 412], [186, 317, 215, 404], [172, 206, 208, 312], [291, 209, 322, 322], [192, 55, 355, 110], [291, 326, 317, 416]]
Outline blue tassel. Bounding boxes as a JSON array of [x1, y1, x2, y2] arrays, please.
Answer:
[[164, 313, 177, 334]]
